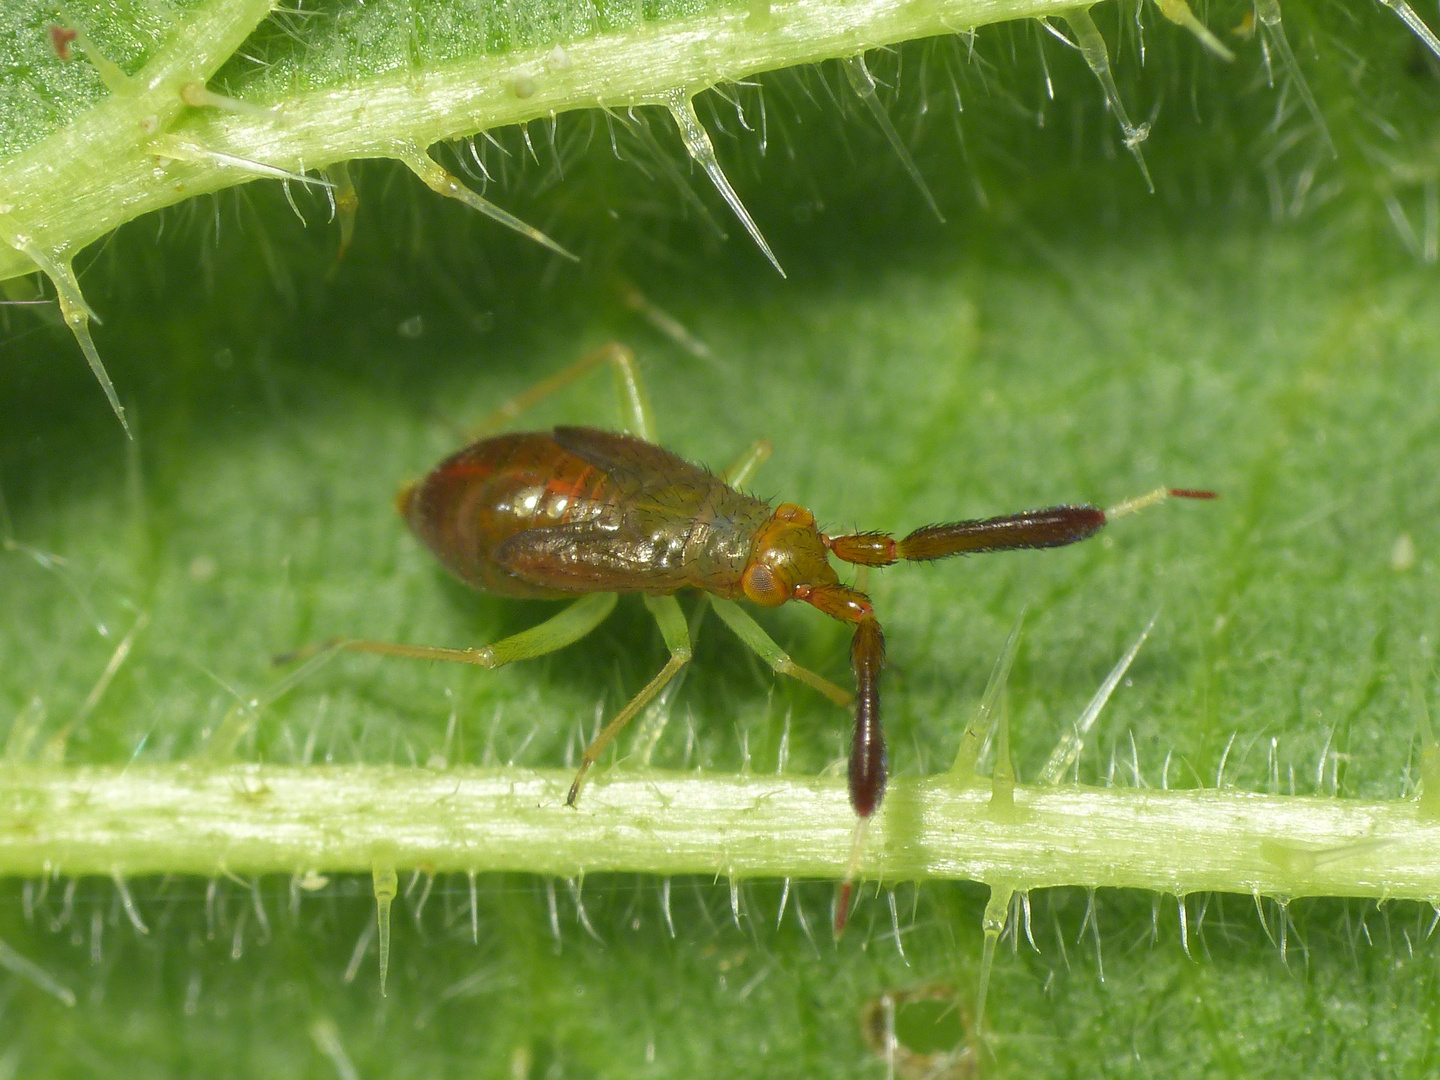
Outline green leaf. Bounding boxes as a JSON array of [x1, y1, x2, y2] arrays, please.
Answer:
[[5, 0, 1440, 1073]]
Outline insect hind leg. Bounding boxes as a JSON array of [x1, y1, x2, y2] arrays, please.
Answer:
[[568, 594, 692, 806], [472, 343, 658, 443], [277, 592, 618, 670]]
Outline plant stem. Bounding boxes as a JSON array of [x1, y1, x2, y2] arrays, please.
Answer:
[[0, 0, 1079, 283], [0, 0, 275, 277], [3, 764, 1436, 902]]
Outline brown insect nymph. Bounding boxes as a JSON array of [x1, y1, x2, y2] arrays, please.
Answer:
[[294, 346, 1212, 827]]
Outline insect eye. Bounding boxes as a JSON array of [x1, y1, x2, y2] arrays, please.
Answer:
[[742, 563, 789, 606]]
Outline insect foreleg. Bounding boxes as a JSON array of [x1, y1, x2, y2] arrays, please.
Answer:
[[709, 597, 853, 707], [567, 594, 692, 807]]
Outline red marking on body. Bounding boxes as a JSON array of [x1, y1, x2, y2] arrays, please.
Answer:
[[586, 467, 610, 511], [50, 25, 78, 60], [548, 466, 595, 524]]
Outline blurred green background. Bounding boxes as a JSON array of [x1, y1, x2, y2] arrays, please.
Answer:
[[3, 0, 1440, 1073]]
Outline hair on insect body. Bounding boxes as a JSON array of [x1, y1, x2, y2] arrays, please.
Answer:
[[283, 345, 1213, 902]]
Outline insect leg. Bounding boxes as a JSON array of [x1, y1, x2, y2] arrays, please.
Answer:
[[721, 439, 773, 486], [281, 592, 618, 669], [709, 597, 853, 707], [567, 594, 692, 806], [471, 343, 658, 443]]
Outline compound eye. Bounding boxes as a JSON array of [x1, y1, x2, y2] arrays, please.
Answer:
[[742, 562, 789, 606]]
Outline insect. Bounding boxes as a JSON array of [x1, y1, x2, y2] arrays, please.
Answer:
[[303, 344, 1212, 822]]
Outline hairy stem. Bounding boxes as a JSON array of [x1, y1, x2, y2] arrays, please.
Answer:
[[3, 764, 1436, 902], [3, 0, 1085, 284]]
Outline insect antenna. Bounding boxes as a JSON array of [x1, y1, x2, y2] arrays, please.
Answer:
[[825, 488, 1215, 567]]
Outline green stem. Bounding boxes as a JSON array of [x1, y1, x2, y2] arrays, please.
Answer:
[[1, 0, 1081, 283], [3, 764, 1436, 903], [0, 0, 275, 273]]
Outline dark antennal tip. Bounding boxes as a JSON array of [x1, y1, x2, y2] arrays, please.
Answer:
[[1169, 488, 1218, 500]]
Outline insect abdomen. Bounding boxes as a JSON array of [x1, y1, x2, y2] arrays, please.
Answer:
[[400, 432, 622, 598], [401, 428, 774, 599]]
